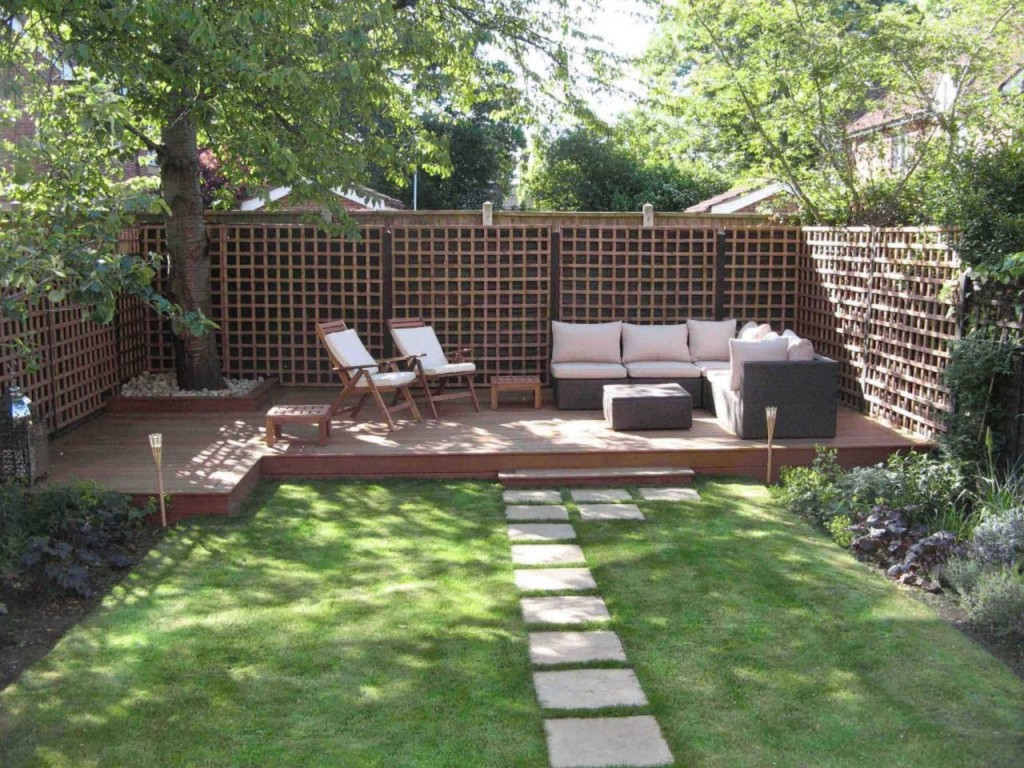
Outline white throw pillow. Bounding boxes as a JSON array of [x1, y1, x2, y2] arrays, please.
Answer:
[[688, 319, 737, 361], [787, 338, 815, 361], [738, 322, 773, 341], [551, 321, 622, 364], [621, 323, 690, 363], [729, 336, 790, 390]]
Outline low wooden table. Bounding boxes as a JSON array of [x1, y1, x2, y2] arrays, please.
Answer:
[[491, 375, 542, 410], [265, 404, 332, 447]]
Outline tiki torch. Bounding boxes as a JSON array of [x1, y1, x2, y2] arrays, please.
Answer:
[[149, 433, 167, 527], [765, 406, 778, 485]]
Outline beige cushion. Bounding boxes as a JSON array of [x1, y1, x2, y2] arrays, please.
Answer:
[[621, 323, 690, 363], [787, 338, 815, 361], [550, 361, 628, 380], [688, 319, 737, 361], [738, 322, 772, 341], [551, 321, 622, 364], [392, 326, 449, 369], [781, 329, 815, 360], [422, 361, 476, 376], [324, 329, 378, 375], [729, 337, 790, 390], [625, 361, 702, 379], [695, 360, 731, 374], [358, 370, 418, 389]]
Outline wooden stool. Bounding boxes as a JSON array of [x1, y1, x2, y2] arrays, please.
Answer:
[[265, 404, 332, 447], [491, 375, 542, 410]]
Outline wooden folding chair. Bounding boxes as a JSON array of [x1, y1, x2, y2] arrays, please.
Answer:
[[388, 317, 481, 419], [315, 319, 424, 431]]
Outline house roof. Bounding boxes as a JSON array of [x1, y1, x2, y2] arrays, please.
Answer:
[[685, 182, 791, 214], [239, 185, 404, 211]]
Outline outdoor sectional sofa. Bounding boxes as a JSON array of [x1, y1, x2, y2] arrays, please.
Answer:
[[550, 319, 838, 438]]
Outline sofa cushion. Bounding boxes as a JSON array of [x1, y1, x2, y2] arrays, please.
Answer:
[[551, 321, 622, 364], [738, 321, 773, 341], [625, 361, 702, 379], [551, 361, 628, 380], [622, 323, 690, 363], [695, 360, 731, 374], [728, 337, 790, 390], [688, 319, 737, 361]]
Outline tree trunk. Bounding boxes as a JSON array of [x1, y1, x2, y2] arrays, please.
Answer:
[[159, 111, 227, 391]]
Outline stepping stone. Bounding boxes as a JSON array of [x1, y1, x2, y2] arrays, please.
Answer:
[[545, 716, 674, 768], [511, 544, 585, 566], [533, 668, 648, 710], [521, 596, 610, 625], [507, 523, 576, 542], [515, 568, 596, 592], [504, 489, 562, 504], [638, 487, 701, 502], [529, 631, 627, 665], [505, 504, 570, 522], [578, 504, 645, 521], [571, 488, 632, 503]]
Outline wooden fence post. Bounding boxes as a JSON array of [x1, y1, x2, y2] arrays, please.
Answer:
[[382, 228, 394, 357]]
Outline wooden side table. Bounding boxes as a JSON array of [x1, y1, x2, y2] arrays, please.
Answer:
[[491, 375, 542, 410], [265, 404, 332, 447]]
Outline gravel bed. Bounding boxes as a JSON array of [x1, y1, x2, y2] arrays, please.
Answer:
[[120, 372, 265, 398]]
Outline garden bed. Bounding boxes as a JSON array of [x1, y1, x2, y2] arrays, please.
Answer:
[[105, 376, 280, 413]]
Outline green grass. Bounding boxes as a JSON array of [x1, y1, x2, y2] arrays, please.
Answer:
[[1, 478, 1022, 767]]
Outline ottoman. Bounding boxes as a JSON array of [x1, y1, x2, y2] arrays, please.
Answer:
[[603, 383, 693, 431]]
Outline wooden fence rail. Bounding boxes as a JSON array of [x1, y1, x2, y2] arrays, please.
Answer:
[[0, 217, 990, 439]]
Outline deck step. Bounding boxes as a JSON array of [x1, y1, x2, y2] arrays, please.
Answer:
[[499, 466, 695, 488]]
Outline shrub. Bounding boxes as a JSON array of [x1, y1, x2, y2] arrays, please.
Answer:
[[775, 447, 848, 524], [961, 567, 1024, 642], [972, 509, 1024, 567], [825, 515, 854, 548], [937, 554, 988, 596], [0, 482, 30, 574]]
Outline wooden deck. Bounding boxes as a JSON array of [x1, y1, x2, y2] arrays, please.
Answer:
[[43, 387, 930, 520]]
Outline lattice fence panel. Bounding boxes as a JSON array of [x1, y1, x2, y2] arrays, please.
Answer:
[[558, 228, 717, 323], [219, 224, 386, 384], [138, 223, 176, 373], [392, 226, 551, 382], [0, 308, 56, 428], [863, 229, 959, 435], [45, 305, 120, 430], [797, 228, 875, 409], [723, 227, 801, 327]]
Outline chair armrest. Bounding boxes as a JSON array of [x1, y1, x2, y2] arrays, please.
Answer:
[[452, 347, 474, 363], [739, 357, 838, 438]]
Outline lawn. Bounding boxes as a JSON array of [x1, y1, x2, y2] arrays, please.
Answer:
[[1, 478, 1022, 767]]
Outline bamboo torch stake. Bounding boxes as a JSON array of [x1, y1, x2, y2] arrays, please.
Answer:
[[765, 407, 778, 485], [149, 433, 167, 527]]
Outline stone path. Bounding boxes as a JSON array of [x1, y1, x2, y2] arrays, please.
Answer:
[[502, 486, 700, 767]]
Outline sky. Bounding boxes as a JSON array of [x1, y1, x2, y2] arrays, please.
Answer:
[[585, 0, 658, 121]]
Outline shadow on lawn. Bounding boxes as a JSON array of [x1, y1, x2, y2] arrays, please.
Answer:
[[0, 479, 546, 768]]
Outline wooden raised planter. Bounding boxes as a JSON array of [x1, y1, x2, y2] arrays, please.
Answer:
[[106, 378, 281, 414]]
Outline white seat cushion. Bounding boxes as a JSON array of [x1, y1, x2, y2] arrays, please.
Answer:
[[695, 360, 730, 374], [355, 370, 418, 388], [688, 319, 737, 361], [551, 321, 622, 363], [324, 329, 378, 375], [392, 326, 450, 369], [550, 362, 628, 380], [622, 323, 690, 363], [728, 337, 790, 390], [625, 361, 702, 379], [422, 362, 476, 376]]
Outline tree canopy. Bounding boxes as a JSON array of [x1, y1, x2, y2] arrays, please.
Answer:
[[645, 0, 1024, 224], [1, 0, 604, 386], [522, 125, 727, 211]]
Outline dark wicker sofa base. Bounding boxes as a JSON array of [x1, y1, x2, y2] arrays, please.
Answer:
[[553, 376, 703, 410]]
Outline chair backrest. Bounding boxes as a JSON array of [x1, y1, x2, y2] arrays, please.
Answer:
[[389, 318, 449, 370], [316, 320, 378, 378]]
